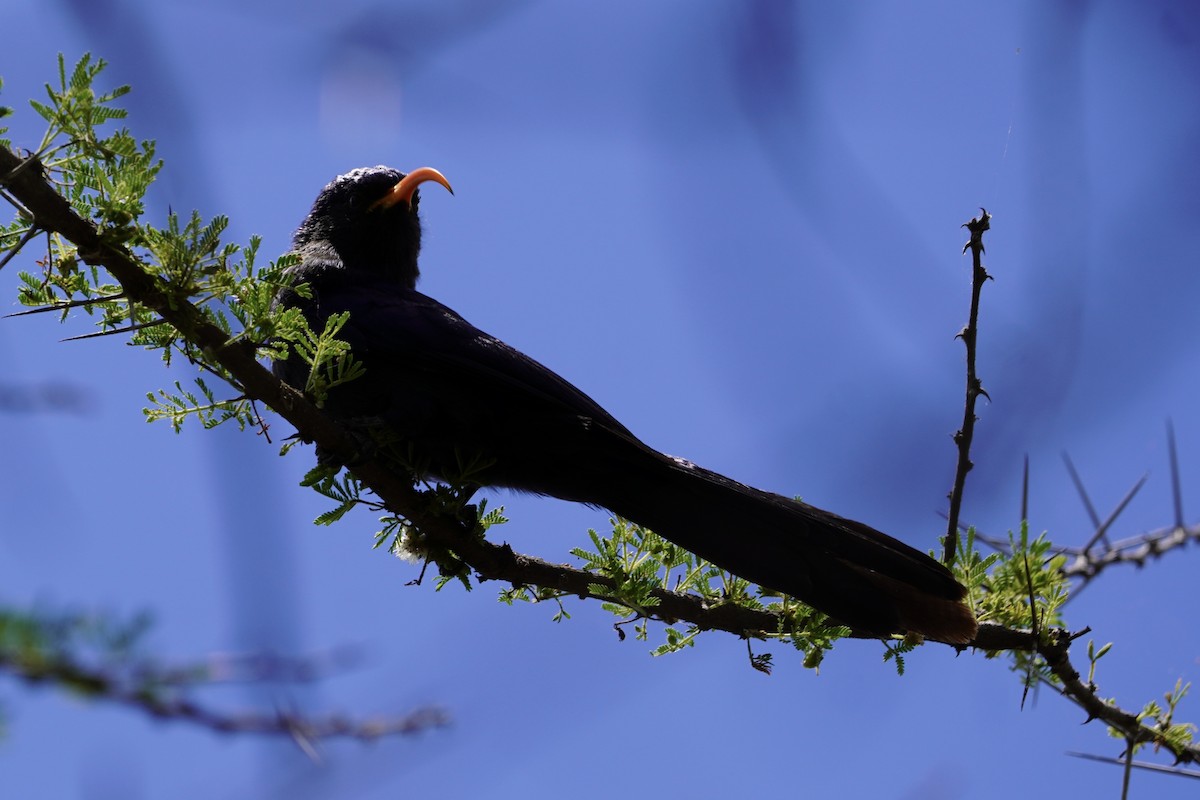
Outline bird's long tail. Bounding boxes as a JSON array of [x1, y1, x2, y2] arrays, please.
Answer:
[[594, 452, 978, 643]]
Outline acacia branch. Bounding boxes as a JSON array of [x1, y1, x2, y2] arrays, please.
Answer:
[[1039, 629, 1199, 764], [7, 149, 1200, 766]]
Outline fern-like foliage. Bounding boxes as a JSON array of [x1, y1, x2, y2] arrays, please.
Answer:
[[5, 55, 366, 442]]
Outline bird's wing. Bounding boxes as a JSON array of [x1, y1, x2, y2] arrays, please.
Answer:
[[316, 280, 640, 441]]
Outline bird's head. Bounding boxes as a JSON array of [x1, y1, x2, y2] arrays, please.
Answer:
[[292, 165, 453, 288]]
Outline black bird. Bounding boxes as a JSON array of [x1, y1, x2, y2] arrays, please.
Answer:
[[274, 166, 978, 643]]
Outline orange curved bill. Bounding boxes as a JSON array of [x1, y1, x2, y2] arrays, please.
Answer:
[[372, 167, 454, 210]]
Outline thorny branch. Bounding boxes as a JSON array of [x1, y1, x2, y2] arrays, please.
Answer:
[[944, 208, 991, 567], [1062, 524, 1200, 584], [1061, 420, 1193, 586]]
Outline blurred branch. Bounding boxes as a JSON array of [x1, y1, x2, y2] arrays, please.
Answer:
[[2, 649, 447, 743], [0, 608, 446, 743], [1061, 522, 1200, 583], [970, 426, 1196, 587], [0, 380, 93, 414]]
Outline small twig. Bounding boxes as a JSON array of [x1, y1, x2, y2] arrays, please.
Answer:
[[249, 397, 273, 442], [944, 207, 992, 565], [3, 292, 127, 317], [1122, 741, 1135, 800], [60, 317, 170, 341], [0, 225, 40, 271], [1167, 419, 1185, 528]]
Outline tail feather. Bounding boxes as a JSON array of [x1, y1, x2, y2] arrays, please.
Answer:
[[598, 453, 978, 643]]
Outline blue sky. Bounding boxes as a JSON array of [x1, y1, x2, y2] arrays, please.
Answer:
[[3, 2, 1199, 798]]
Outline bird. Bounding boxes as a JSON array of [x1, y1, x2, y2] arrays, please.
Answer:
[[272, 165, 978, 643]]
